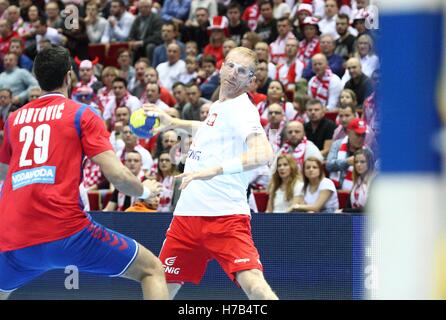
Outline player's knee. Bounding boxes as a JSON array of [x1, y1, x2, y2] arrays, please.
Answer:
[[137, 248, 165, 280]]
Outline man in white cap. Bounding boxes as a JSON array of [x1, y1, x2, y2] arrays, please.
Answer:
[[71, 59, 99, 99]]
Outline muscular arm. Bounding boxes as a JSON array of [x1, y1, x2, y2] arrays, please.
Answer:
[[91, 150, 144, 197], [0, 163, 8, 181], [168, 117, 202, 135]]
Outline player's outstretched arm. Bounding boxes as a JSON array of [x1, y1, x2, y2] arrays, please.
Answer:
[[92, 150, 162, 199], [142, 104, 202, 135], [177, 133, 273, 190]]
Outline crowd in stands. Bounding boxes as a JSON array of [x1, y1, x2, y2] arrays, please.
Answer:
[[0, 0, 379, 213]]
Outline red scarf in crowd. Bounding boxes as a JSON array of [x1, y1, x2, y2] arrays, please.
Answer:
[[310, 68, 332, 106], [265, 120, 286, 153], [298, 37, 320, 65], [280, 136, 308, 170], [329, 136, 353, 190]]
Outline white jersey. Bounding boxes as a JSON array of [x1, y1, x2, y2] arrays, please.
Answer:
[[174, 93, 264, 216]]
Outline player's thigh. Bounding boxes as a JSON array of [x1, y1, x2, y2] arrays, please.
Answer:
[[122, 243, 164, 282]]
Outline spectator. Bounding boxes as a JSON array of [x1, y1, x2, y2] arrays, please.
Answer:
[[242, 0, 261, 31], [186, 0, 217, 25], [116, 125, 154, 172], [45, 1, 64, 30], [269, 17, 295, 65], [304, 98, 336, 157], [0, 52, 38, 105], [156, 42, 187, 91], [6, 6, 24, 36], [340, 148, 375, 213], [199, 54, 220, 100], [344, 57, 373, 107], [254, 41, 276, 79], [185, 40, 198, 57], [155, 150, 179, 212], [182, 82, 209, 120], [303, 33, 344, 79], [71, 59, 99, 97], [103, 77, 141, 128], [203, 16, 227, 65], [352, 34, 379, 79], [289, 157, 339, 213], [326, 118, 367, 190], [152, 21, 185, 67], [0, 0, 8, 20], [18, 0, 32, 22], [257, 79, 296, 120], [200, 102, 210, 121], [27, 86, 41, 101], [297, 16, 321, 66], [266, 154, 303, 213], [241, 31, 262, 51], [145, 82, 170, 110], [181, 7, 210, 52], [178, 55, 198, 84], [172, 82, 188, 114], [129, 58, 150, 98], [125, 189, 160, 212], [103, 150, 146, 212], [8, 37, 33, 72], [142, 66, 177, 107], [255, 59, 272, 95], [307, 53, 342, 110], [279, 120, 323, 170], [128, 0, 163, 63], [60, 4, 90, 60], [332, 99, 357, 141], [272, 0, 290, 19], [110, 105, 131, 152], [226, 1, 249, 46], [290, 3, 313, 41], [0, 19, 20, 59], [34, 15, 63, 52], [352, 8, 370, 37], [0, 88, 15, 124], [100, 0, 135, 43], [275, 37, 304, 92], [117, 48, 135, 86], [19, 5, 40, 47], [334, 13, 356, 61], [97, 66, 119, 112], [85, 1, 108, 44], [255, 0, 278, 44], [160, 0, 191, 26], [291, 93, 310, 123], [318, 0, 339, 40], [264, 103, 286, 153]]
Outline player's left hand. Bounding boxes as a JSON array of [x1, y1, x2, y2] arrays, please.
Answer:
[[176, 166, 222, 190]]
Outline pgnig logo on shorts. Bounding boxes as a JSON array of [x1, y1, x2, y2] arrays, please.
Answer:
[[12, 166, 56, 190], [163, 256, 181, 275]]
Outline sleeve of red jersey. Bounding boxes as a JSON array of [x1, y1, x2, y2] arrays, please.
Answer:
[[0, 121, 12, 164], [80, 107, 114, 159]]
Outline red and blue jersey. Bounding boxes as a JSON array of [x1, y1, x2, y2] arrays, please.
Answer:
[[0, 93, 113, 252]]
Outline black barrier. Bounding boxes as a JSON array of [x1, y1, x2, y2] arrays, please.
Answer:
[[9, 213, 366, 300]]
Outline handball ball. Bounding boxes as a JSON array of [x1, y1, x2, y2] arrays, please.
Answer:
[[129, 109, 160, 139]]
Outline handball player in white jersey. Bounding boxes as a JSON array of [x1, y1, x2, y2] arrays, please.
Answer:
[[144, 47, 278, 300]]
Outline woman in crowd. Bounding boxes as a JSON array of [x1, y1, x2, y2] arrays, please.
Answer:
[[257, 80, 297, 120], [155, 150, 179, 212], [340, 148, 375, 213], [289, 157, 339, 213], [266, 154, 304, 213]]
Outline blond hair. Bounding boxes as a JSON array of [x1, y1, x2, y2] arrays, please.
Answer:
[[226, 47, 258, 70]]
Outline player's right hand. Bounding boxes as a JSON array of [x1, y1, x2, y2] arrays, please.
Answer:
[[142, 179, 162, 199], [142, 103, 174, 134]]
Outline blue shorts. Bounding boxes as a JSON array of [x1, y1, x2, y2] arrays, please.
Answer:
[[0, 221, 138, 293]]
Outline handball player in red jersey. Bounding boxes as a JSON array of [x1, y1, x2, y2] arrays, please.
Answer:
[[0, 46, 169, 300]]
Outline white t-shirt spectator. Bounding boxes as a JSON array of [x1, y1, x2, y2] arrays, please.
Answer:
[[302, 177, 339, 213], [273, 181, 304, 212], [156, 60, 187, 92]]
